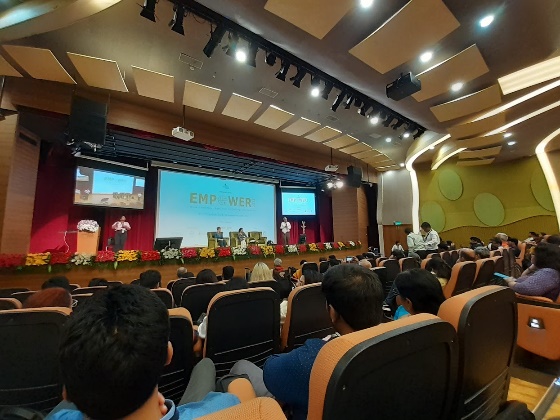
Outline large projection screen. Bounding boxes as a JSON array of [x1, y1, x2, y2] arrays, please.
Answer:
[[156, 170, 277, 247]]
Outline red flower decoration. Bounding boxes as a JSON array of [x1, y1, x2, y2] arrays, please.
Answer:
[[249, 245, 261, 256], [299, 244, 307, 253], [141, 251, 161, 261], [218, 247, 232, 258], [275, 245, 285, 254], [0, 254, 25, 268], [333, 242, 340, 249], [180, 248, 198, 259], [49, 252, 73, 265], [95, 251, 115, 262], [317, 243, 325, 250]]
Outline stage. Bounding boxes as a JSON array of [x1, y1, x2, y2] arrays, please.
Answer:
[[0, 249, 354, 291]]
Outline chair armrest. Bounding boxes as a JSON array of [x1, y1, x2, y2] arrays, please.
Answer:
[[227, 378, 257, 402]]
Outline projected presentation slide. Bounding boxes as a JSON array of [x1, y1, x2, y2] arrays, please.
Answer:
[[74, 166, 145, 209], [157, 170, 276, 247], [281, 191, 316, 216]]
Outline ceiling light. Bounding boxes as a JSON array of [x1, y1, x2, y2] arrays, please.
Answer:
[[169, 3, 186, 35], [451, 82, 464, 92], [203, 24, 226, 58], [479, 14, 494, 28], [419, 51, 433, 63], [399, 163, 405, 167], [360, 0, 374, 7], [331, 92, 345, 112], [385, 137, 392, 143], [265, 52, 276, 66], [321, 82, 334, 100], [403, 132, 411, 138], [429, 146, 435, 150], [235, 49, 247, 62], [498, 55, 560, 95], [336, 180, 344, 188], [369, 115, 379, 125], [503, 132, 512, 138], [140, 0, 157, 22], [224, 33, 239, 58], [290, 68, 306, 87], [327, 181, 334, 189], [311, 87, 320, 97], [275, 60, 291, 81], [507, 141, 516, 146]]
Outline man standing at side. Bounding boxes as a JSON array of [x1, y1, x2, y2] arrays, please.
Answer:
[[420, 222, 440, 254], [280, 217, 291, 245], [112, 216, 131, 252], [405, 227, 427, 259]]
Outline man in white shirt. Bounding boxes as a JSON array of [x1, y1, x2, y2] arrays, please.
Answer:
[[405, 227, 427, 259], [112, 216, 131, 252], [420, 222, 440, 253], [280, 217, 291, 245]]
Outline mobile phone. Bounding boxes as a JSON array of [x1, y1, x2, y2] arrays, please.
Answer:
[[346, 257, 353, 263], [493, 272, 509, 279]]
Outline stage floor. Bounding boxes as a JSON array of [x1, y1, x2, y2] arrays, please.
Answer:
[[0, 250, 355, 290]]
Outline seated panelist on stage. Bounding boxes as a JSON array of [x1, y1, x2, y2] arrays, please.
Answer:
[[111, 216, 131, 252], [214, 227, 226, 247], [238, 228, 248, 247]]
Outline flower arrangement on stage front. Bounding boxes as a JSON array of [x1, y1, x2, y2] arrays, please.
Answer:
[[77, 220, 100, 233], [274, 245, 285, 255], [231, 245, 248, 259], [299, 244, 308, 253], [348, 241, 356, 247], [332, 242, 339, 250], [71, 253, 93, 266], [324, 242, 332, 250], [25, 253, 50, 266], [248, 245, 261, 256], [308, 243, 319, 252], [287, 244, 298, 254], [337, 242, 346, 249], [199, 247, 215, 259], [0, 254, 25, 268], [316, 242, 325, 251], [162, 248, 182, 260], [260, 245, 274, 257], [140, 251, 161, 262], [117, 250, 140, 262], [181, 248, 198, 259], [49, 252, 73, 265], [95, 251, 115, 263], [217, 247, 232, 258]]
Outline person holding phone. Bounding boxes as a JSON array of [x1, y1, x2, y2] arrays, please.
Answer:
[[112, 216, 131, 252]]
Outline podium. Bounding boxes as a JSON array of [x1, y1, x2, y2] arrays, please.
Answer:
[[77, 231, 100, 255]]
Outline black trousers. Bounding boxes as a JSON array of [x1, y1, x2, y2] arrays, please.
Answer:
[[114, 231, 127, 252]]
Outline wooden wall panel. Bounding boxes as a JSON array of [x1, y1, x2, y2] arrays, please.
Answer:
[[382, 224, 411, 257], [332, 186, 369, 246], [357, 186, 369, 246], [0, 114, 18, 246]]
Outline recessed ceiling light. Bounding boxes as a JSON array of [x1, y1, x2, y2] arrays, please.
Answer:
[[429, 146, 435, 150], [370, 116, 379, 125], [310, 87, 320, 97], [399, 163, 405, 167], [451, 82, 464, 92], [479, 15, 494, 28], [503, 132, 513, 138], [235, 50, 247, 62], [507, 141, 516, 146], [419, 51, 433, 63], [385, 137, 392, 143], [360, 0, 374, 8], [403, 132, 411, 138]]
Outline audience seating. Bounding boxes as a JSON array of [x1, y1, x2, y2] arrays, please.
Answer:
[[72, 293, 93, 307], [492, 256, 505, 276], [516, 294, 560, 360], [319, 261, 330, 273], [167, 279, 177, 291], [153, 288, 174, 309], [508, 248, 519, 278], [307, 314, 458, 420], [280, 283, 335, 352], [204, 287, 280, 376], [450, 250, 459, 265], [181, 282, 226, 322], [248, 280, 278, 290], [472, 258, 495, 288], [0, 298, 21, 310], [375, 257, 387, 266], [171, 278, 196, 305], [371, 267, 390, 298], [302, 262, 319, 272], [68, 284, 80, 292], [443, 261, 476, 299], [516, 242, 527, 266], [197, 397, 286, 420], [159, 308, 194, 404], [420, 258, 429, 269], [379, 259, 400, 287], [501, 249, 511, 276], [207, 232, 229, 248], [438, 286, 517, 419], [399, 257, 418, 271], [71, 286, 107, 295], [228, 231, 240, 248], [248, 231, 267, 245], [0, 288, 29, 298], [107, 281, 123, 286], [490, 250, 502, 257], [10, 291, 36, 304], [0, 307, 71, 411], [440, 251, 453, 267]]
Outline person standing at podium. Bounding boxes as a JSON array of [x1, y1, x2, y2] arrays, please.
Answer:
[[112, 216, 131, 252]]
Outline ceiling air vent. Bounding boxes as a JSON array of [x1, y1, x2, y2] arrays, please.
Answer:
[[179, 53, 203, 70], [369, 133, 381, 139], [325, 115, 338, 122], [259, 88, 278, 98]]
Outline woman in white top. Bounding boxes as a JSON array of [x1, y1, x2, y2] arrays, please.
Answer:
[[392, 241, 404, 253]]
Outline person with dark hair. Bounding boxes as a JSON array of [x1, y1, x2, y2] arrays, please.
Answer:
[[390, 249, 406, 260], [392, 241, 404, 253], [237, 228, 247, 248], [214, 227, 226, 247], [327, 255, 340, 267], [319, 260, 330, 274], [507, 242, 560, 300], [459, 248, 475, 262], [319, 257, 327, 262], [489, 237, 502, 251], [437, 242, 449, 252], [546, 235, 560, 245], [469, 237, 484, 249], [196, 269, 218, 285], [293, 260, 307, 280], [88, 278, 109, 287], [230, 265, 384, 420], [300, 269, 322, 285], [222, 266, 234, 281], [138, 269, 162, 289], [224, 276, 248, 291], [42, 276, 72, 292], [23, 288, 72, 309], [420, 222, 440, 253], [49, 285, 239, 419], [425, 258, 452, 288], [393, 269, 446, 320], [508, 237, 521, 257]]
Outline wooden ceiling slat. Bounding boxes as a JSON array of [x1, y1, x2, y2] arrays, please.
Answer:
[[3, 45, 75, 84], [131, 66, 174, 102], [68, 53, 127, 92], [182, 80, 221, 112], [430, 84, 502, 122], [447, 113, 506, 139], [222, 93, 262, 121], [305, 126, 342, 142], [282, 118, 321, 136], [254, 105, 294, 129]]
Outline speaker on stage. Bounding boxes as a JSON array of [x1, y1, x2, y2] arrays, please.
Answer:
[[347, 165, 362, 188], [299, 234, 307, 244], [69, 95, 108, 146]]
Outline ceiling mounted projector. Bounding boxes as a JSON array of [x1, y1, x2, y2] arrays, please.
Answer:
[[325, 164, 339, 172], [386, 72, 421, 101], [172, 127, 194, 141]]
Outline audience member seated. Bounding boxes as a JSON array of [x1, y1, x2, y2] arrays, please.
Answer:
[[488, 237, 502, 250], [508, 237, 521, 257], [139, 269, 162, 289], [293, 260, 307, 279], [446, 240, 456, 250], [327, 255, 340, 267], [196, 269, 218, 285], [222, 266, 234, 281], [474, 246, 490, 260], [319, 260, 329, 274], [390, 249, 406, 260], [88, 278, 109, 287], [249, 262, 274, 283], [391, 241, 404, 253], [273, 258, 284, 273], [176, 267, 194, 280], [469, 237, 484, 249], [358, 259, 372, 270], [48, 285, 239, 419], [437, 242, 449, 252], [425, 258, 451, 288], [545, 234, 560, 245], [299, 269, 322, 286], [393, 268, 446, 320], [23, 288, 72, 309], [229, 265, 384, 420], [42, 276, 72, 292], [496, 232, 510, 248], [459, 248, 476, 262], [405, 227, 427, 259], [506, 242, 560, 300], [319, 257, 327, 263]]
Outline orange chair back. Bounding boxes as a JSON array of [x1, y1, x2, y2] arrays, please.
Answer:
[[472, 259, 495, 288], [443, 261, 476, 299], [516, 295, 560, 360]]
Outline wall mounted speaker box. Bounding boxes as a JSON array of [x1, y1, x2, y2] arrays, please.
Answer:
[[347, 166, 362, 188], [68, 96, 108, 145], [386, 72, 421, 101]]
